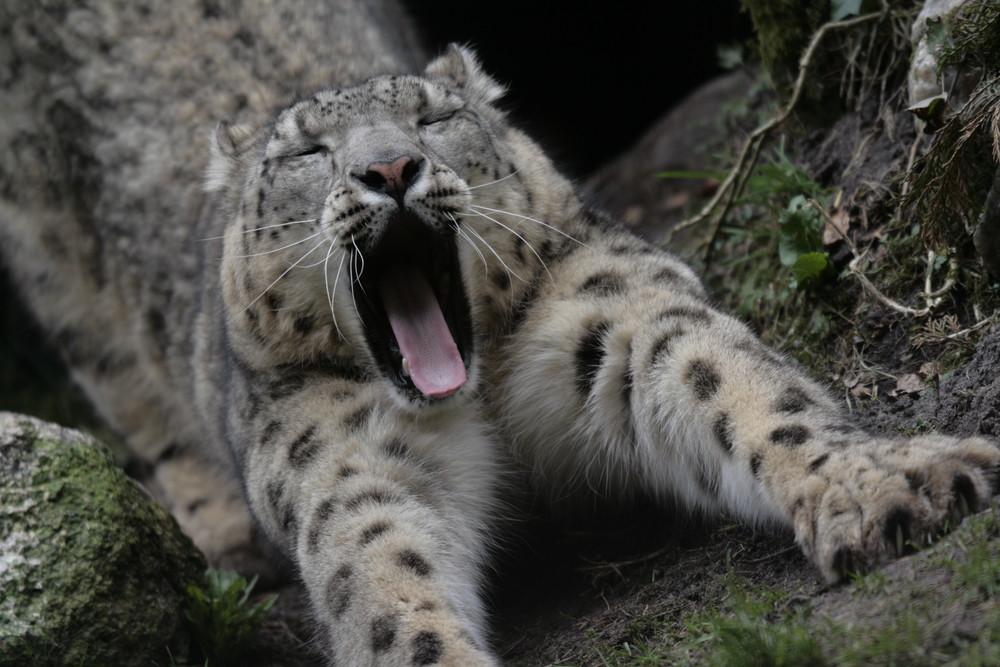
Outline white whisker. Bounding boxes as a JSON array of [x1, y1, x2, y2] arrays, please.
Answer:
[[350, 235, 368, 296], [323, 243, 348, 343], [299, 240, 335, 268], [199, 218, 319, 242], [348, 248, 364, 324], [334, 251, 351, 344], [463, 208, 551, 279], [468, 169, 521, 190], [222, 230, 323, 259], [448, 213, 489, 275], [466, 193, 518, 204], [232, 239, 328, 320], [464, 223, 523, 284], [468, 203, 594, 251]]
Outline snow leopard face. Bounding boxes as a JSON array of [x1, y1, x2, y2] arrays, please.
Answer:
[[210, 46, 567, 405]]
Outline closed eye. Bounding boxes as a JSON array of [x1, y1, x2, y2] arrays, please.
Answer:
[[293, 145, 325, 157], [419, 110, 458, 127]]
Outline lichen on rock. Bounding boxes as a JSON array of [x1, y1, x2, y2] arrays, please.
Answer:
[[0, 412, 205, 666]]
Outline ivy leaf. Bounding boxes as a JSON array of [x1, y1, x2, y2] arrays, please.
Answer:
[[907, 94, 950, 133], [717, 43, 745, 70], [778, 195, 824, 265], [790, 252, 833, 289], [830, 0, 862, 21], [777, 195, 834, 290]]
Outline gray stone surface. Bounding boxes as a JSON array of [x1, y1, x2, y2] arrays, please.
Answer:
[[0, 412, 205, 666]]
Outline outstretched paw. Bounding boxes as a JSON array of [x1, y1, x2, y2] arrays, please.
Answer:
[[792, 435, 1000, 582]]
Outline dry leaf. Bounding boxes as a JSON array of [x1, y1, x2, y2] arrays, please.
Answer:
[[850, 382, 874, 398], [918, 361, 942, 378], [822, 207, 851, 247], [894, 373, 925, 395]]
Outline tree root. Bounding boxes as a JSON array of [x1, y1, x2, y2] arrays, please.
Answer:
[[666, 9, 884, 262]]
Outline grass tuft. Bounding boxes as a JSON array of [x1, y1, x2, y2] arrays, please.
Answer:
[[176, 568, 278, 667]]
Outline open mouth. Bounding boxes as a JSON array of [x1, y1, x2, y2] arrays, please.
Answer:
[[353, 211, 472, 400]]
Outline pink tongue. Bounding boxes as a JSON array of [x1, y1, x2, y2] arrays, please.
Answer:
[[378, 266, 467, 397]]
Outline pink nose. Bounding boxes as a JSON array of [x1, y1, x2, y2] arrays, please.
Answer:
[[359, 156, 422, 201]]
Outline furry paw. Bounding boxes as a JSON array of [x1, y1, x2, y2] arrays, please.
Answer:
[[791, 435, 1000, 582]]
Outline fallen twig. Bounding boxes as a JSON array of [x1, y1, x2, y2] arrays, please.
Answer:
[[807, 198, 957, 317], [667, 10, 884, 261]]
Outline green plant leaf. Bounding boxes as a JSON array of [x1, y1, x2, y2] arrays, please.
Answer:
[[184, 568, 278, 667], [907, 94, 950, 132], [717, 43, 745, 70], [790, 252, 833, 289], [778, 195, 824, 265], [831, 0, 862, 21]]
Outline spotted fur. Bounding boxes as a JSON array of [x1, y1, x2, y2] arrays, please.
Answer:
[[2, 3, 998, 666]]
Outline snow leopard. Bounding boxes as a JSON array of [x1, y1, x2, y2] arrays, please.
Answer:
[[1, 1, 997, 665]]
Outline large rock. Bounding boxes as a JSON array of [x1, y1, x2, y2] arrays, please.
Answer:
[[908, 0, 973, 111], [0, 412, 205, 666]]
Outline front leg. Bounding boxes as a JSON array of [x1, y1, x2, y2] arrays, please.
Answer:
[[490, 229, 1000, 581], [635, 321, 1000, 580], [233, 372, 501, 665]]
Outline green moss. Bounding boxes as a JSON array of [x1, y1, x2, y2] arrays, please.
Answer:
[[819, 508, 1000, 665], [682, 578, 825, 667], [740, 0, 831, 92], [573, 507, 1000, 666], [0, 415, 205, 666], [739, 0, 863, 124]]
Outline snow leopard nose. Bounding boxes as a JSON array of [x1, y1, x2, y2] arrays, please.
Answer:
[[355, 155, 423, 204]]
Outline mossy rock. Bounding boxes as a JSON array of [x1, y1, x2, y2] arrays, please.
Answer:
[[0, 412, 206, 666], [741, 0, 830, 85], [740, 0, 850, 123]]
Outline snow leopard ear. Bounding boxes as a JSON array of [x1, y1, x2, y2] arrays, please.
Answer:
[[423, 44, 506, 105], [205, 121, 258, 193]]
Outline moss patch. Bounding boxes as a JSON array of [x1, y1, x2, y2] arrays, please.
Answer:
[[0, 413, 205, 666]]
